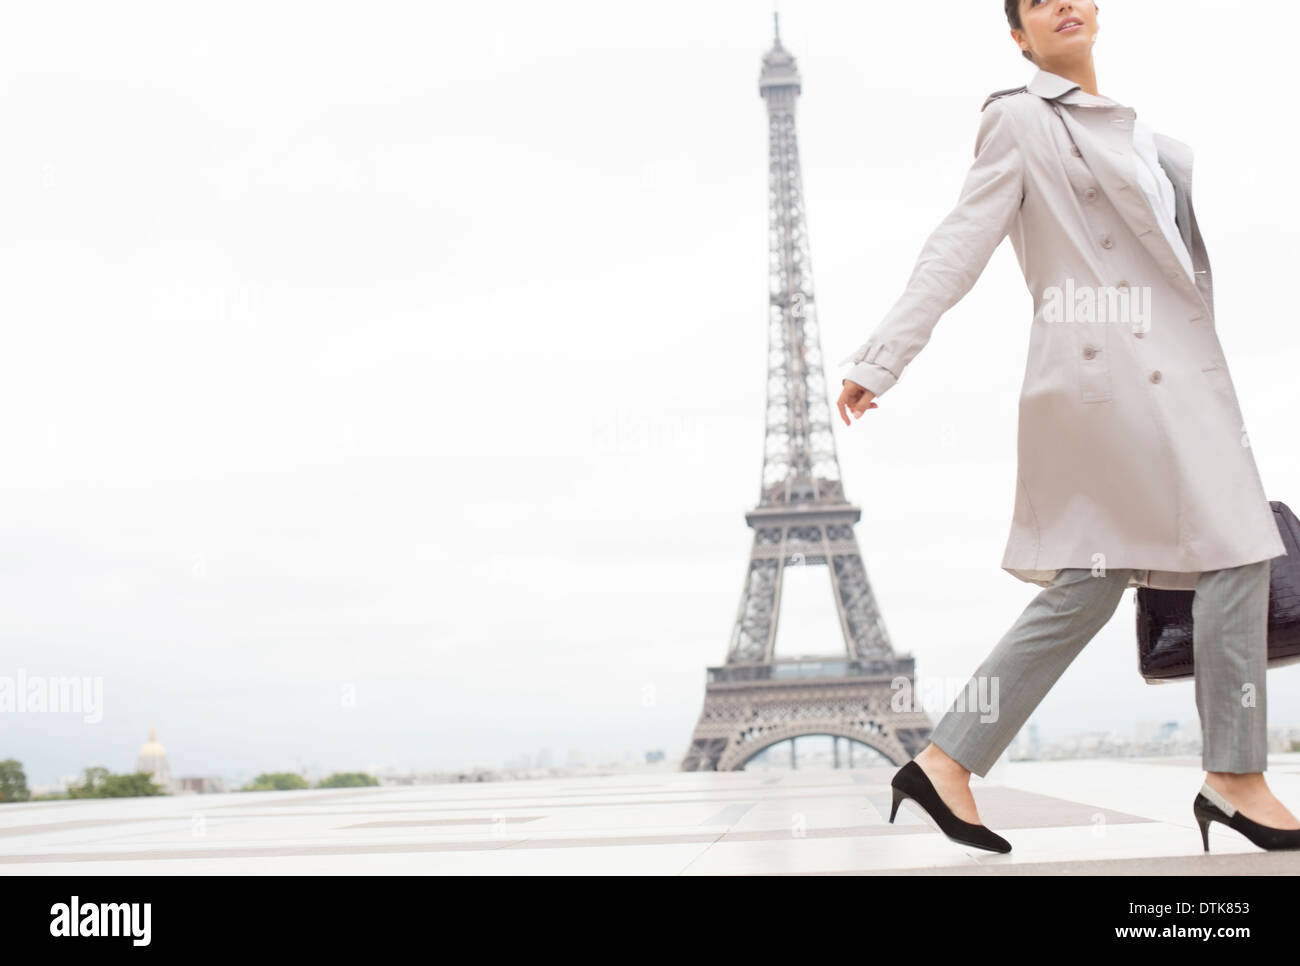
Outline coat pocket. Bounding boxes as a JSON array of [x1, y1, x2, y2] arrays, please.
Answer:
[[1200, 358, 1233, 396], [1076, 325, 1112, 403]]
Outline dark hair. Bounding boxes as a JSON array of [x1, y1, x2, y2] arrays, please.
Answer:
[[1004, 0, 1035, 63]]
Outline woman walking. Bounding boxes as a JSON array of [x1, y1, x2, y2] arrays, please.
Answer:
[[836, 0, 1300, 853]]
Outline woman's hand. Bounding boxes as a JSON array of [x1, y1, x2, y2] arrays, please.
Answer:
[[836, 380, 878, 425]]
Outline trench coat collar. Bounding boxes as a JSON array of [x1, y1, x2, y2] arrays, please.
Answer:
[[1026, 67, 1213, 318], [1027, 68, 1116, 107], [1027, 68, 1082, 100]]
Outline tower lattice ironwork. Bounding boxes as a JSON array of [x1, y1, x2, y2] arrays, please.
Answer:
[[680, 16, 933, 772]]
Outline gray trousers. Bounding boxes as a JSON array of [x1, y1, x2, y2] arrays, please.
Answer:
[[928, 560, 1272, 777]]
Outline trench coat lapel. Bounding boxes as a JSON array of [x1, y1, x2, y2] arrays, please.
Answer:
[[1027, 70, 1214, 320]]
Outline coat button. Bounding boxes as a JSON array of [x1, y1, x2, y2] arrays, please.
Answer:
[[1071, 145, 1082, 157], [1150, 370, 1162, 383], [1082, 345, 1097, 360], [1133, 330, 1145, 339], [1101, 235, 1115, 249], [1084, 187, 1099, 202]]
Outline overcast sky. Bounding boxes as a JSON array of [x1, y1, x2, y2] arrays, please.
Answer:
[[2, 0, 1297, 785]]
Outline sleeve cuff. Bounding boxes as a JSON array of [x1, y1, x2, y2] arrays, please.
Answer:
[[841, 361, 897, 397]]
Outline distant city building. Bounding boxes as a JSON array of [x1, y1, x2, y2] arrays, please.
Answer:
[[174, 776, 226, 794], [135, 725, 173, 792]]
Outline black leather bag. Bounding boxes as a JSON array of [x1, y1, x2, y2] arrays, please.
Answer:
[[1135, 501, 1300, 683]]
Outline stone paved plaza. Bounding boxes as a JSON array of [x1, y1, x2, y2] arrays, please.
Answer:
[[5, 755, 1300, 875]]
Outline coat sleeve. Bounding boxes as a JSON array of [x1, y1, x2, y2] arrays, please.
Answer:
[[838, 98, 1025, 397]]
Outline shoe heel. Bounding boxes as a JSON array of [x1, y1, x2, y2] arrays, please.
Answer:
[[1193, 796, 1226, 853], [889, 786, 906, 824], [1196, 813, 1211, 852]]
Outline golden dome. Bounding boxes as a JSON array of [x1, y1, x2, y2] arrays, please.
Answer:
[[137, 725, 167, 758]]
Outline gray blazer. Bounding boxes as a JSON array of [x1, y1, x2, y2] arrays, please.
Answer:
[[839, 68, 1284, 590]]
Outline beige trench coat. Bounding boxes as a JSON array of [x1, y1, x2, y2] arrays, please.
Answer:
[[839, 68, 1286, 590]]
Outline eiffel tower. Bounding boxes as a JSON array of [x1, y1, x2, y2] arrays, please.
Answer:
[[680, 16, 933, 772]]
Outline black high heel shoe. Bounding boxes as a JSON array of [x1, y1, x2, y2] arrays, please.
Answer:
[[889, 759, 1011, 853], [1193, 783, 1300, 852]]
